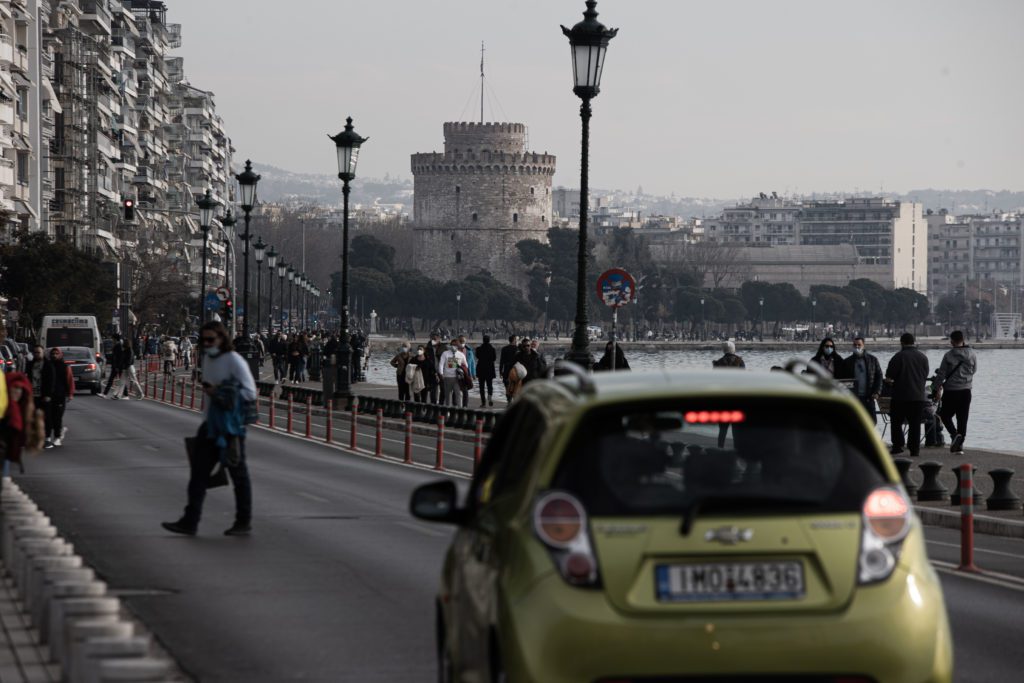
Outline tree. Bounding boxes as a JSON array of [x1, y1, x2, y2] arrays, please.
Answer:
[[815, 292, 853, 324], [349, 234, 396, 274], [130, 253, 194, 333], [675, 241, 748, 288], [332, 267, 395, 319], [934, 293, 967, 327]]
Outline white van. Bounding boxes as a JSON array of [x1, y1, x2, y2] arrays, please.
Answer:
[[39, 315, 104, 364]]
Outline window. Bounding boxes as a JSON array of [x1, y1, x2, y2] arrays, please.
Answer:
[[455, 251, 462, 264], [455, 185, 460, 194], [16, 152, 28, 186], [530, 187, 535, 196], [471, 212, 478, 221], [513, 212, 518, 223]]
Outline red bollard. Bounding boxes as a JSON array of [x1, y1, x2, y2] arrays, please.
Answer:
[[434, 415, 446, 471], [958, 463, 979, 572], [161, 375, 167, 403], [269, 396, 276, 429], [473, 418, 484, 470], [144, 370, 149, 397], [305, 398, 312, 439], [189, 379, 196, 410], [325, 400, 333, 444], [179, 378, 186, 407], [350, 398, 359, 450], [375, 409, 384, 457], [169, 376, 175, 405], [404, 412, 413, 464], [287, 395, 294, 434]]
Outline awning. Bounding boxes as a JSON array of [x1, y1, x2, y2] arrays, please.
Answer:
[[182, 214, 197, 233], [12, 71, 32, 88], [14, 199, 38, 219], [0, 4, 12, 20], [11, 6, 32, 23], [0, 71, 14, 98], [11, 134, 30, 151], [100, 71, 118, 93], [41, 76, 61, 113]]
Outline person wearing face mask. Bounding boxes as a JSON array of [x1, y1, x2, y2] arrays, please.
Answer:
[[840, 336, 883, 423], [390, 344, 412, 400], [26, 345, 46, 414], [810, 337, 842, 376], [41, 347, 75, 448], [162, 321, 257, 537], [406, 346, 432, 402], [424, 333, 443, 404], [437, 339, 467, 407]]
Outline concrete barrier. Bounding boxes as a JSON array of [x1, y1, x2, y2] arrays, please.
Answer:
[[97, 656, 174, 682], [72, 635, 151, 683], [65, 620, 136, 675], [42, 581, 109, 645], [50, 596, 121, 666]]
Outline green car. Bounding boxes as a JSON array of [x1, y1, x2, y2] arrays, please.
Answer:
[[411, 361, 952, 683]]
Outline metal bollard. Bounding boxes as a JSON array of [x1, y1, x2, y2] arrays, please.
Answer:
[[189, 379, 196, 410], [986, 468, 1021, 511], [305, 398, 313, 439], [268, 396, 276, 430], [473, 418, 484, 470], [916, 461, 949, 502], [325, 400, 333, 444], [893, 458, 918, 499], [287, 395, 294, 434], [951, 466, 982, 506], [958, 463, 979, 572], [435, 415, 445, 471], [350, 397, 359, 450], [404, 412, 413, 464], [179, 378, 186, 407], [375, 409, 384, 457]]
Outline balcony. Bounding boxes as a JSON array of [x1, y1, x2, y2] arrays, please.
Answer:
[[13, 46, 27, 72], [112, 34, 136, 58], [0, 158, 15, 188], [80, 1, 113, 36], [0, 101, 13, 126], [0, 35, 12, 64]]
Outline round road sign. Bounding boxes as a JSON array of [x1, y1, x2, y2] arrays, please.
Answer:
[[596, 268, 636, 308], [215, 286, 230, 302]]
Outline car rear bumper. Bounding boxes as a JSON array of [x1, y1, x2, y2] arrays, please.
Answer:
[[501, 566, 951, 683]]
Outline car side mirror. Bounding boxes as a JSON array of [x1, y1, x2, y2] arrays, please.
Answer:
[[410, 480, 466, 525]]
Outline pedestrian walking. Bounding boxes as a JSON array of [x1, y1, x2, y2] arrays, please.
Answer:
[[41, 347, 75, 448], [810, 337, 842, 376], [113, 338, 144, 399], [475, 335, 497, 407], [437, 339, 467, 407], [180, 336, 194, 372], [162, 321, 257, 537], [1, 372, 44, 476], [102, 336, 125, 397], [530, 339, 549, 378], [514, 338, 543, 385], [424, 333, 443, 404], [406, 346, 431, 402], [840, 336, 883, 423], [933, 330, 977, 455], [594, 340, 630, 371], [499, 335, 518, 391], [457, 337, 476, 407], [26, 345, 45, 413], [711, 340, 744, 368], [390, 344, 412, 400], [884, 333, 930, 457]]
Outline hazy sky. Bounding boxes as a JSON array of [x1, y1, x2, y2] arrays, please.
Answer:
[[168, 0, 1024, 197]]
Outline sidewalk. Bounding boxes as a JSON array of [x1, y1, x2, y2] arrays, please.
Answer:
[[0, 574, 59, 683]]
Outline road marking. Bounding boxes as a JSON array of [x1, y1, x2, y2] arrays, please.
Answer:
[[931, 559, 1024, 593], [927, 539, 1024, 560], [296, 491, 330, 504], [144, 445, 160, 451], [395, 520, 447, 537], [114, 432, 127, 439]]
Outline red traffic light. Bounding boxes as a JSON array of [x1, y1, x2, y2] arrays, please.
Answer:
[[123, 199, 134, 208]]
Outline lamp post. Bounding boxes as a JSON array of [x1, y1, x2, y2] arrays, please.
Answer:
[[234, 160, 260, 337], [277, 261, 287, 334], [301, 276, 309, 331], [195, 189, 217, 325], [456, 291, 462, 335], [287, 266, 295, 333], [699, 297, 705, 341], [976, 301, 982, 342], [562, 0, 617, 368], [266, 246, 278, 333], [758, 297, 764, 342], [254, 237, 266, 335], [220, 210, 237, 335], [913, 299, 918, 339], [861, 300, 867, 337], [811, 298, 816, 339], [329, 116, 368, 399]]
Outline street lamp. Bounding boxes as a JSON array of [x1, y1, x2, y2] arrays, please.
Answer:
[[277, 261, 287, 334], [562, 0, 617, 368], [758, 297, 764, 342], [287, 266, 296, 333], [254, 237, 266, 335], [219, 210, 237, 337], [329, 116, 368, 399], [234, 160, 260, 338], [976, 301, 982, 342], [861, 300, 867, 337], [913, 299, 919, 339], [811, 298, 817, 339], [195, 189, 218, 325], [266, 246, 278, 333], [456, 291, 462, 335]]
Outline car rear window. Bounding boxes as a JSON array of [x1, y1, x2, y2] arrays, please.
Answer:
[[47, 329, 95, 349], [553, 398, 886, 517], [60, 347, 94, 361]]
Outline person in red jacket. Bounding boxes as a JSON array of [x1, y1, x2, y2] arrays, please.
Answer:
[[41, 347, 75, 448]]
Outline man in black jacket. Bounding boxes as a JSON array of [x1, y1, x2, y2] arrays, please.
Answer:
[[498, 335, 519, 390], [475, 335, 497, 407], [102, 336, 125, 397], [840, 336, 884, 423], [885, 333, 929, 457]]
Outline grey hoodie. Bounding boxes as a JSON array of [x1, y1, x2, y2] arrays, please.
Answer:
[[935, 345, 977, 391]]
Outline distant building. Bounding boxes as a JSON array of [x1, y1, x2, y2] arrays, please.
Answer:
[[926, 209, 972, 296], [552, 186, 580, 224], [927, 209, 1022, 297], [410, 122, 555, 286]]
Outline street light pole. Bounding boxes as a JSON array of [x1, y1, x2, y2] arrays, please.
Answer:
[[329, 116, 368, 400], [277, 261, 287, 334], [456, 291, 462, 335], [811, 298, 816, 339], [220, 210, 237, 337], [195, 189, 217, 326], [562, 0, 617, 369], [976, 301, 982, 342], [758, 297, 764, 342], [700, 297, 705, 341], [287, 266, 295, 333], [234, 160, 261, 338], [266, 246, 278, 333], [254, 237, 266, 335], [861, 300, 867, 337], [913, 300, 918, 339]]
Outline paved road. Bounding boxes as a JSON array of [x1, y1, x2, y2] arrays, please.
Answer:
[[15, 395, 1024, 682]]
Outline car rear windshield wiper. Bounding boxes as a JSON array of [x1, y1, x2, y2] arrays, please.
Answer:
[[679, 493, 823, 536]]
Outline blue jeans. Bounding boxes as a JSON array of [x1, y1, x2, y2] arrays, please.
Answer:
[[183, 423, 252, 527]]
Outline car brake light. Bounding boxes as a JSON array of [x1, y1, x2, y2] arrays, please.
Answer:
[[533, 492, 600, 587], [858, 486, 911, 585], [85, 363, 96, 371], [684, 410, 745, 424]]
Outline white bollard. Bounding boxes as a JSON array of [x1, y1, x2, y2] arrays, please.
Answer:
[[3, 519, 54, 563], [38, 578, 106, 644], [98, 657, 173, 682], [65, 621, 136, 676], [12, 537, 72, 589], [28, 563, 90, 626], [50, 596, 120, 667], [72, 635, 151, 683]]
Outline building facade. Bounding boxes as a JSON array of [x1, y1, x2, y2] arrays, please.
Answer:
[[927, 208, 1023, 298], [410, 122, 555, 287]]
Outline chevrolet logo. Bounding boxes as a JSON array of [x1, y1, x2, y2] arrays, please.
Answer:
[[704, 526, 754, 545]]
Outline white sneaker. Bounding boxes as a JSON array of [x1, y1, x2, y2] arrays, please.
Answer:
[[53, 438, 62, 447], [120, 396, 130, 401], [61, 427, 67, 439]]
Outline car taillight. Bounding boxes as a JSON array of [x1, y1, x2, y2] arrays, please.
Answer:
[[533, 491, 600, 587], [85, 363, 96, 371], [858, 486, 911, 585]]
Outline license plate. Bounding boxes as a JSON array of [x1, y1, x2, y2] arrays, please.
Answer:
[[655, 561, 804, 602]]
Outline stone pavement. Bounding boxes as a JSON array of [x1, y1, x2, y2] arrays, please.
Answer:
[[0, 574, 58, 683]]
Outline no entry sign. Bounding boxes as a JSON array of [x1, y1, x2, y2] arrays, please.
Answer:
[[596, 268, 636, 308]]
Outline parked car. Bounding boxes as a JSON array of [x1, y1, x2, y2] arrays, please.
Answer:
[[0, 345, 14, 373], [411, 360, 952, 683], [56, 346, 102, 394]]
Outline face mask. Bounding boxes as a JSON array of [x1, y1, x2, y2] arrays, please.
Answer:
[[823, 347, 833, 356], [204, 346, 221, 358], [401, 346, 409, 353], [853, 347, 864, 356]]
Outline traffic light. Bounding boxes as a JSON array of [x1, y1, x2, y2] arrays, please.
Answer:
[[224, 298, 233, 319], [123, 198, 135, 221]]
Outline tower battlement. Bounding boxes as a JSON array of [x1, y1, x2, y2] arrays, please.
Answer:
[[442, 121, 528, 155]]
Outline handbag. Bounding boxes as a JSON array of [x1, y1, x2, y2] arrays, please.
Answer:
[[513, 361, 528, 380], [185, 437, 229, 488]]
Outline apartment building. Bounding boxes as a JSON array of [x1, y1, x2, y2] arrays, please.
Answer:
[[926, 209, 1023, 298], [926, 209, 972, 296], [704, 196, 927, 293]]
